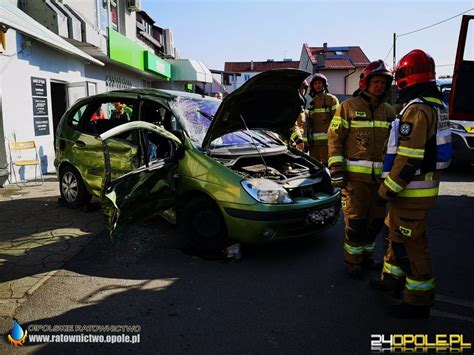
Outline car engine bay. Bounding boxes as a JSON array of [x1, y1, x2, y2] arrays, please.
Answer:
[[214, 152, 334, 197]]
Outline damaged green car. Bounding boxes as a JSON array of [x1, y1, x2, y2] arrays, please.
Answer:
[[55, 69, 340, 246]]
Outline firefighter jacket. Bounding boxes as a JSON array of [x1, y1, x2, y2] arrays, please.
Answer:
[[328, 91, 396, 183], [307, 92, 339, 146], [378, 97, 452, 209], [290, 110, 306, 148]]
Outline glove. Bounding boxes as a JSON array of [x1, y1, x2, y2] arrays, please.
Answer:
[[331, 171, 347, 188]]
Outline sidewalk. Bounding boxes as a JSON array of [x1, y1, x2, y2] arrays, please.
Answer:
[[0, 178, 104, 321]]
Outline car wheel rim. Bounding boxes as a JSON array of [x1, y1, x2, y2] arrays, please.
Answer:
[[61, 171, 79, 203], [192, 210, 221, 240]]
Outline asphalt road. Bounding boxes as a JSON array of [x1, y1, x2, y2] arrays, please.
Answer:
[[10, 168, 474, 354]]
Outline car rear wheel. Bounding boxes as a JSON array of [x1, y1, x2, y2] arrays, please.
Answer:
[[59, 165, 91, 209], [180, 196, 229, 252]]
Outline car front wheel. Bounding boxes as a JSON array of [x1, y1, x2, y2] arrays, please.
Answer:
[[59, 165, 91, 209], [180, 196, 229, 252]]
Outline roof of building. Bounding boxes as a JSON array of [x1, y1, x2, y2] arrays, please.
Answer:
[[304, 44, 370, 69], [1, 1, 103, 66], [224, 60, 300, 72]]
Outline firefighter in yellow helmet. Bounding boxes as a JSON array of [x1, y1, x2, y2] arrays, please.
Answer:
[[306, 73, 339, 164], [327, 60, 396, 278], [371, 50, 452, 318]]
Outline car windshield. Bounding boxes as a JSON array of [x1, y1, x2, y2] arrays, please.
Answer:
[[169, 96, 285, 148], [440, 85, 451, 106], [437, 81, 452, 106], [210, 130, 283, 149], [169, 96, 220, 147]]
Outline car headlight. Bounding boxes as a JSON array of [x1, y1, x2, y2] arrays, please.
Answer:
[[241, 179, 293, 204], [449, 122, 466, 132]]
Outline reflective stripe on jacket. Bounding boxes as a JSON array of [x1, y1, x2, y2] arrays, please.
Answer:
[[328, 91, 396, 183], [378, 97, 450, 208], [307, 92, 339, 146], [382, 97, 452, 178]]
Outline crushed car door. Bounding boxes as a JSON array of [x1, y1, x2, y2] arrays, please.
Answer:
[[74, 99, 139, 193], [451, 15, 474, 121], [99, 121, 183, 236]]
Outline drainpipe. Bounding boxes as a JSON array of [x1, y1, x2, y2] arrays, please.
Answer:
[[344, 58, 357, 96]]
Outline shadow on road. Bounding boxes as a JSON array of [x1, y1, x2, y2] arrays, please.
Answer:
[[2, 192, 473, 352]]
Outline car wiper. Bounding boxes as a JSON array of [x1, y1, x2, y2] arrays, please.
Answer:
[[257, 130, 285, 145], [197, 110, 214, 121], [237, 131, 270, 147]]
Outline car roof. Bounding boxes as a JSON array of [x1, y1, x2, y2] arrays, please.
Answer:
[[93, 88, 220, 101], [68, 88, 220, 113]]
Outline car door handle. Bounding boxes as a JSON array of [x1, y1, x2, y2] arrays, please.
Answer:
[[74, 140, 86, 147]]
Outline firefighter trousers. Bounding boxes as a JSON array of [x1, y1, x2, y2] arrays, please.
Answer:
[[382, 206, 434, 306], [341, 181, 386, 265], [309, 143, 328, 165]]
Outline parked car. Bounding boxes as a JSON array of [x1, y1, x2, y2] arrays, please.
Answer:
[[436, 78, 474, 166], [54, 69, 341, 247]]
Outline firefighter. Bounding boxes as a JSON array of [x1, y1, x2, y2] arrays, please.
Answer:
[[306, 73, 339, 164], [328, 60, 396, 278], [290, 79, 310, 152], [372, 49, 452, 318]]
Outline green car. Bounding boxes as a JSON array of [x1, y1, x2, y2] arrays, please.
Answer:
[[54, 69, 340, 246]]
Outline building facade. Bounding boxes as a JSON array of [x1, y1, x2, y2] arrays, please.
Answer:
[[299, 43, 370, 100], [223, 59, 300, 93], [0, 0, 212, 185]]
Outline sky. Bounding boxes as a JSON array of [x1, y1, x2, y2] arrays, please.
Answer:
[[142, 0, 474, 77]]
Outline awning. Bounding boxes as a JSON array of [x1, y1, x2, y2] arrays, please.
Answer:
[[169, 59, 213, 83], [0, 0, 104, 66]]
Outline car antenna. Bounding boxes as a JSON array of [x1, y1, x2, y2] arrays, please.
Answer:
[[239, 114, 270, 175]]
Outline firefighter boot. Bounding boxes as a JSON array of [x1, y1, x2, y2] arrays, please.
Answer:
[[369, 278, 403, 299], [389, 302, 430, 319]]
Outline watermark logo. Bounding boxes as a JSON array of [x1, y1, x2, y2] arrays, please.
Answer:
[[371, 333, 472, 352], [7, 320, 28, 346]]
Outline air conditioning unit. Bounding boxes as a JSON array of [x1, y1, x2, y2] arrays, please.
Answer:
[[163, 29, 174, 57], [128, 0, 141, 11]]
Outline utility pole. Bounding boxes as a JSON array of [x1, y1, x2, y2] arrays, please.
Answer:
[[393, 33, 397, 69]]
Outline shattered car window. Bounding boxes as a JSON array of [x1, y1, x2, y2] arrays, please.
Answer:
[[169, 97, 220, 147], [169, 96, 285, 149]]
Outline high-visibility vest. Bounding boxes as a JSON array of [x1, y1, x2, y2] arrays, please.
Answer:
[[382, 97, 452, 178]]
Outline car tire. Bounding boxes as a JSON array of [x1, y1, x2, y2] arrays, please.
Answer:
[[180, 196, 229, 252], [59, 165, 91, 209]]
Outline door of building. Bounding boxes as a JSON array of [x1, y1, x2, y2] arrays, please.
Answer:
[[66, 81, 97, 109], [51, 81, 67, 140]]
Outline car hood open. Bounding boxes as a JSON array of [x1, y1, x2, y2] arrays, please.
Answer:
[[201, 69, 310, 149]]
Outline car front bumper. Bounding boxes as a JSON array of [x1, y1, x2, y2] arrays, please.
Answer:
[[220, 193, 341, 243], [452, 131, 474, 164]]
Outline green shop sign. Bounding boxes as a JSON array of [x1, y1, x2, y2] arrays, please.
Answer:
[[144, 52, 171, 79], [108, 28, 171, 79]]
